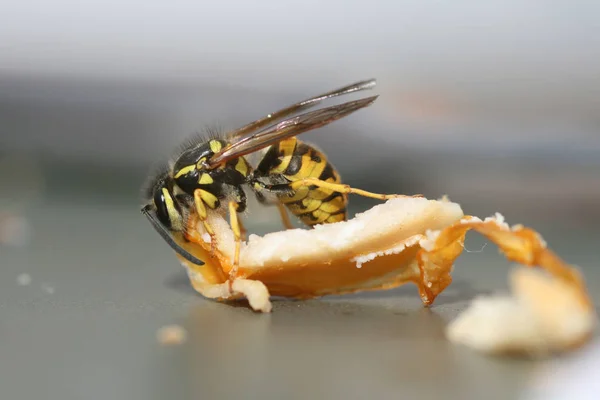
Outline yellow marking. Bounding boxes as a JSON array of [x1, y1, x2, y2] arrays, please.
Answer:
[[203, 221, 215, 236], [209, 140, 222, 153], [199, 189, 219, 209], [270, 138, 297, 173], [193, 190, 217, 254], [309, 174, 346, 199], [161, 188, 183, 231], [310, 209, 330, 224], [309, 187, 336, 200], [235, 158, 249, 176], [279, 186, 308, 203], [272, 155, 292, 174], [198, 173, 214, 185], [331, 194, 347, 209], [326, 213, 346, 223], [309, 183, 335, 198], [319, 198, 345, 213], [174, 165, 196, 179], [300, 197, 322, 213], [194, 190, 208, 219], [308, 153, 327, 179], [291, 154, 317, 179]]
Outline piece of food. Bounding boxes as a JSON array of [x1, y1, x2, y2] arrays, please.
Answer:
[[418, 213, 596, 356], [177, 196, 466, 313], [156, 324, 188, 346], [176, 196, 596, 355], [16, 273, 31, 286], [446, 267, 596, 356], [0, 213, 31, 247]]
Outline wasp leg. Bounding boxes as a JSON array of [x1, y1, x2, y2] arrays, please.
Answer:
[[232, 186, 248, 241], [237, 216, 248, 241], [193, 190, 218, 257], [228, 200, 243, 278], [253, 183, 295, 230], [276, 203, 294, 230], [287, 178, 421, 201]]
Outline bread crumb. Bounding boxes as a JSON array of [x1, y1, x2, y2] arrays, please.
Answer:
[[483, 212, 509, 230], [231, 279, 272, 313], [17, 273, 31, 286], [41, 283, 55, 294], [0, 214, 31, 247], [157, 324, 187, 345], [446, 267, 596, 356], [420, 229, 441, 251]]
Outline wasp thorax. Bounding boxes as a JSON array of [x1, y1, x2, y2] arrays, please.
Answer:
[[172, 141, 224, 191]]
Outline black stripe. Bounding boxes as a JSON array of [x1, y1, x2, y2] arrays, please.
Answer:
[[329, 208, 346, 216], [321, 191, 343, 203], [310, 151, 322, 163], [284, 155, 303, 175], [255, 144, 283, 175], [297, 211, 318, 221], [319, 163, 335, 181], [289, 199, 307, 210], [295, 143, 311, 156], [283, 143, 311, 176]]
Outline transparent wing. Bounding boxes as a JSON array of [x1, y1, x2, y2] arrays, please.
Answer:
[[207, 95, 378, 167], [227, 79, 377, 140]]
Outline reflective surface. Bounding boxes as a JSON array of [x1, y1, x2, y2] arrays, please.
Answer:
[[1, 191, 598, 400]]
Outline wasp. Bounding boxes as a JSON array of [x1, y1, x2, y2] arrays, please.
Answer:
[[141, 79, 406, 274]]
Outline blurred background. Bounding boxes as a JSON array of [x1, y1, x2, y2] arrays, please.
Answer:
[[1, 1, 599, 399], [1, 0, 599, 227]]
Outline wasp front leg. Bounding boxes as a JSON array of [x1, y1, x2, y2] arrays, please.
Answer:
[[232, 186, 248, 241], [228, 201, 242, 277], [193, 189, 219, 256], [226, 186, 249, 279]]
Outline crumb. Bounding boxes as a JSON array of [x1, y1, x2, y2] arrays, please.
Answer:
[[446, 267, 596, 356], [0, 214, 32, 246], [156, 324, 187, 345], [41, 283, 55, 294], [17, 273, 31, 286]]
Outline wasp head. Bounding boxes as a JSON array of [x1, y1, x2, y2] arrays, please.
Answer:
[[140, 168, 204, 266], [146, 173, 185, 233]]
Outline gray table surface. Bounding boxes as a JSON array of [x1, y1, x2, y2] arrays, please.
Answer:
[[1, 197, 598, 400]]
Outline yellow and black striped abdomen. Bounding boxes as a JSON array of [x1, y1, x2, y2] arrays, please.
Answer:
[[259, 137, 348, 226]]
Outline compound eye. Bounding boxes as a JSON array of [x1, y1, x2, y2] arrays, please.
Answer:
[[153, 188, 172, 229]]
